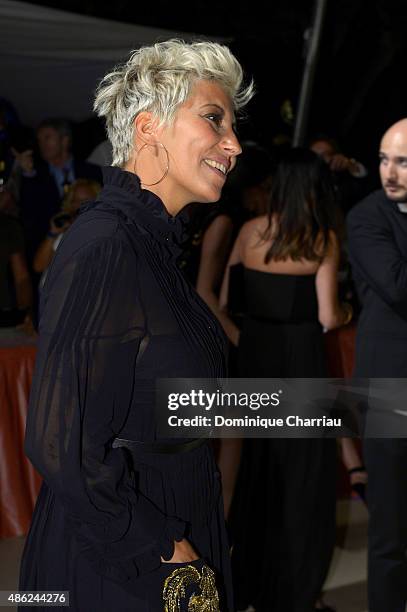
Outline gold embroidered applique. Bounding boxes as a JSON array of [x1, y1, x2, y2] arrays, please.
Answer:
[[163, 564, 220, 612]]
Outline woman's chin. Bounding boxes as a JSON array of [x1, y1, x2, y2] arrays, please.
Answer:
[[194, 187, 223, 204]]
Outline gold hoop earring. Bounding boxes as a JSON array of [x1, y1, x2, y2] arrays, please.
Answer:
[[133, 142, 169, 187]]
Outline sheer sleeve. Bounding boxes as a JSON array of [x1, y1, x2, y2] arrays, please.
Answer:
[[25, 233, 185, 585]]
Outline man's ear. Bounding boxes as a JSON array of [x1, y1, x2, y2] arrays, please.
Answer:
[[134, 112, 159, 147]]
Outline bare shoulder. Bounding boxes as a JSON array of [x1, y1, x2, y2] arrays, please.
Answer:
[[238, 215, 269, 245]]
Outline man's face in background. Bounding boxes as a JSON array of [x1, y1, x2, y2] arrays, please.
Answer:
[[37, 127, 69, 164], [379, 129, 407, 202]]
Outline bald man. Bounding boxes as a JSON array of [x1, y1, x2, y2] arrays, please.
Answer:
[[347, 118, 407, 612]]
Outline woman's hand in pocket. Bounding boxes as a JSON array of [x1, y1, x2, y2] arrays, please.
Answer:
[[161, 539, 199, 563]]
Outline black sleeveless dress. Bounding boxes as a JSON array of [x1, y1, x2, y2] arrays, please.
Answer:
[[230, 266, 337, 612]]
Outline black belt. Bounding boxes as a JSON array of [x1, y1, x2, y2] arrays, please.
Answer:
[[112, 437, 208, 455]]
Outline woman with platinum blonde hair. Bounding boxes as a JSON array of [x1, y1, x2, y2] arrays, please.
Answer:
[[19, 39, 253, 612]]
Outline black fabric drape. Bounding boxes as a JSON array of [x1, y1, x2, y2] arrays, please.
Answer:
[[20, 167, 232, 611]]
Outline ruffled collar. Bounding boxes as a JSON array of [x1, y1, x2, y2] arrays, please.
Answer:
[[91, 166, 187, 246]]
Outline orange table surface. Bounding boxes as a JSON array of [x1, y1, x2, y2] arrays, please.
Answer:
[[0, 334, 41, 539]]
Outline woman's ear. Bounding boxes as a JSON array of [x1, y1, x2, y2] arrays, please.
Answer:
[[134, 112, 159, 147]]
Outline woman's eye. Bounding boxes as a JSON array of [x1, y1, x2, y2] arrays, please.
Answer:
[[206, 114, 223, 128]]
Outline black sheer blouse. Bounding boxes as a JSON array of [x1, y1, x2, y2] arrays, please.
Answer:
[[20, 167, 232, 609]]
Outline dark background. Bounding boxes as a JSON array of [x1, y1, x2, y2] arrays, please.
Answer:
[[24, 0, 407, 174]]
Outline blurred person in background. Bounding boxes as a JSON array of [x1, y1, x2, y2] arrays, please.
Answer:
[[310, 134, 372, 215], [221, 148, 351, 612], [0, 211, 32, 329], [13, 117, 101, 265], [0, 100, 33, 327], [0, 98, 36, 204], [0, 98, 22, 187], [0, 188, 19, 216], [310, 135, 367, 178], [33, 178, 101, 275]]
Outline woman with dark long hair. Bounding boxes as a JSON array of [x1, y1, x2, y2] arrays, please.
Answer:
[[220, 148, 352, 612]]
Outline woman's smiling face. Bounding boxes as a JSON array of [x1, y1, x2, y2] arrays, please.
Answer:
[[154, 79, 242, 211]]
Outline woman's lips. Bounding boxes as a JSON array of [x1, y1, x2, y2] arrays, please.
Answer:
[[203, 160, 227, 180]]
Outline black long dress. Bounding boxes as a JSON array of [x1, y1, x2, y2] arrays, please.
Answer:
[[19, 167, 232, 611], [230, 267, 337, 612]]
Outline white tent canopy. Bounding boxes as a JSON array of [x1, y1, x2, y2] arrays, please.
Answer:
[[0, 0, 214, 126]]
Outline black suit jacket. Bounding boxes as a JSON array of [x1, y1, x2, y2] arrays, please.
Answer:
[[347, 189, 407, 376], [19, 159, 102, 262]]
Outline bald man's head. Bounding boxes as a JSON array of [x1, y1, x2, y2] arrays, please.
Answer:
[[379, 119, 407, 202]]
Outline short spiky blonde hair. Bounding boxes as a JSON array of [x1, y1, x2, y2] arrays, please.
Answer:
[[93, 39, 254, 167]]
